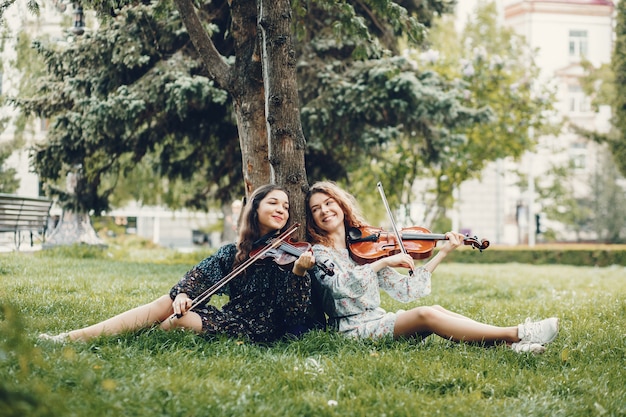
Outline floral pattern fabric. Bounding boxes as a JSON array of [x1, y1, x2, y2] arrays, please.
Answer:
[[311, 245, 432, 339], [170, 243, 311, 343]]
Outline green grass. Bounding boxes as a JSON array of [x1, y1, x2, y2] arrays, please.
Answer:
[[1, 249, 625, 417]]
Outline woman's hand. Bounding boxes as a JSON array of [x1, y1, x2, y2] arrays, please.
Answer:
[[173, 294, 193, 317], [372, 253, 415, 273], [439, 231, 465, 255], [292, 250, 315, 276]]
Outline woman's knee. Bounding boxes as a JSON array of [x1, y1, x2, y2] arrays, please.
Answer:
[[161, 311, 202, 332], [413, 306, 439, 323], [148, 295, 175, 321], [410, 306, 431, 323], [395, 306, 438, 337], [430, 304, 446, 313], [154, 294, 174, 309]]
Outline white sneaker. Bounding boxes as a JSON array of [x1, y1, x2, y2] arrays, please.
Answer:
[[510, 341, 546, 354], [518, 317, 559, 344], [38, 332, 70, 343]]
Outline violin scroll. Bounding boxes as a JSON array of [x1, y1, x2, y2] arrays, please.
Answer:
[[464, 235, 490, 252]]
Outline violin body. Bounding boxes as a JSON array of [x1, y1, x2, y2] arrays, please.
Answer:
[[347, 226, 490, 265], [251, 237, 335, 276], [252, 238, 310, 266]]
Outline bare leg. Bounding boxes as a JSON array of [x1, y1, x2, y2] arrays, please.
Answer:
[[430, 304, 480, 322], [394, 305, 519, 344], [68, 295, 203, 342]]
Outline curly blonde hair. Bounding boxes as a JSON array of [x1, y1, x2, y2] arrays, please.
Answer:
[[305, 181, 367, 248]]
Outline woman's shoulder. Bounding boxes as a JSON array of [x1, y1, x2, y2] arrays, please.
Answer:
[[214, 243, 237, 259], [311, 243, 330, 253], [196, 243, 237, 264], [311, 244, 345, 258]]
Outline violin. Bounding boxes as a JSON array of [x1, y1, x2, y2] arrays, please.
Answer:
[[251, 237, 335, 276], [169, 223, 302, 319], [347, 225, 490, 265]]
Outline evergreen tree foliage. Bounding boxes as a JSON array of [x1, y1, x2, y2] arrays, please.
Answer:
[[15, 3, 239, 213], [11, 0, 467, 215], [290, 0, 493, 215]]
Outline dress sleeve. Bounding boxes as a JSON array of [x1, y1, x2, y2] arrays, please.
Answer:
[[169, 244, 236, 301], [312, 245, 379, 299], [377, 266, 432, 303]]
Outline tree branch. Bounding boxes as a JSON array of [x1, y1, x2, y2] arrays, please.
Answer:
[[172, 0, 232, 91]]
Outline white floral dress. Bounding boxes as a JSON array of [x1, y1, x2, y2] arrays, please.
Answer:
[[311, 244, 432, 339]]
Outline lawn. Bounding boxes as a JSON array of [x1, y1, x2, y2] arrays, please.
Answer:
[[1, 247, 624, 417]]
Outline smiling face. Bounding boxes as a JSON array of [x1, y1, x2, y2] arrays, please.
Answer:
[[308, 192, 345, 235], [256, 189, 290, 236]]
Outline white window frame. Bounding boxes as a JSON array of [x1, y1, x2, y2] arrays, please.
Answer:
[[569, 30, 588, 58]]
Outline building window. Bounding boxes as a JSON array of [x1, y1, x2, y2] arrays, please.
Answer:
[[568, 85, 591, 113], [569, 141, 587, 170], [569, 30, 588, 58]]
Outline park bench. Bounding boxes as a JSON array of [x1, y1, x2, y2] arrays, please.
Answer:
[[0, 193, 54, 250]]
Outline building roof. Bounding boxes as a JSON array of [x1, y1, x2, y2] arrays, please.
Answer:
[[506, 0, 613, 5], [505, 0, 614, 19]]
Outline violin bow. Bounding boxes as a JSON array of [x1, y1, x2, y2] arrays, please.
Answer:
[[376, 182, 415, 276], [167, 223, 300, 321]]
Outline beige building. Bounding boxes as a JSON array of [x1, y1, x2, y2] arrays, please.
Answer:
[[448, 0, 616, 245]]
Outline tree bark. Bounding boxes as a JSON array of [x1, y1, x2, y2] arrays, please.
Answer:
[[230, 0, 271, 194], [173, 0, 310, 231], [258, 0, 309, 229]]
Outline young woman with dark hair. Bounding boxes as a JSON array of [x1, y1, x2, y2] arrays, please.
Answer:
[[40, 184, 317, 344]]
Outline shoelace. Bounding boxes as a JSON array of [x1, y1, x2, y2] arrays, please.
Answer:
[[521, 318, 541, 341]]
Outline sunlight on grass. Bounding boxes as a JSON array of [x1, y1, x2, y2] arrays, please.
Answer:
[[1, 253, 624, 416]]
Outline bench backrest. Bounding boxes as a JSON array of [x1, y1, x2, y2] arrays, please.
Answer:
[[0, 193, 54, 233]]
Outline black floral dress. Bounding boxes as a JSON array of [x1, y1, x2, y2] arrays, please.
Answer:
[[169, 244, 312, 343]]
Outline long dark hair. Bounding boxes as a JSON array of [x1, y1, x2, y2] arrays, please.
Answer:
[[234, 184, 290, 267]]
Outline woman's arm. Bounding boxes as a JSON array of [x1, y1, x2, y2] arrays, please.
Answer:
[[169, 244, 236, 301], [422, 231, 465, 273]]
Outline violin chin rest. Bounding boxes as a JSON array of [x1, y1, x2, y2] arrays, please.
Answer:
[[347, 227, 362, 241]]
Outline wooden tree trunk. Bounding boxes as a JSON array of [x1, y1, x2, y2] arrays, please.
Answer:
[[230, 0, 271, 194], [258, 0, 309, 229], [174, 0, 310, 225]]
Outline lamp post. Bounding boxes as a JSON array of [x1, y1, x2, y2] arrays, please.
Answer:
[[527, 127, 536, 247], [71, 2, 85, 36]]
